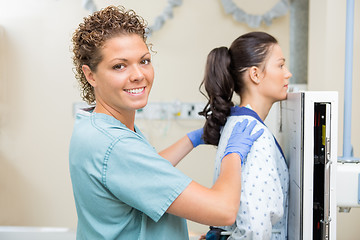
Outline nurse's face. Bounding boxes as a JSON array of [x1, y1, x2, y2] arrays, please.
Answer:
[[258, 44, 292, 103], [84, 34, 154, 116]]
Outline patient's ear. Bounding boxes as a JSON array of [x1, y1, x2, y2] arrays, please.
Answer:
[[248, 66, 261, 84], [82, 65, 96, 87]]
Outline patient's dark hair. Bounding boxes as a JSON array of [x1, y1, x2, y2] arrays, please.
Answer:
[[199, 31, 278, 145]]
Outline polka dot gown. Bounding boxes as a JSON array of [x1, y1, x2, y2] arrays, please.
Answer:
[[213, 115, 289, 240]]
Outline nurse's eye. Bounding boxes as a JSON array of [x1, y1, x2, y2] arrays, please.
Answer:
[[141, 59, 151, 65], [113, 64, 125, 70]]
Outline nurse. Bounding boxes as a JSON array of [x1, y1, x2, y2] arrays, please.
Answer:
[[69, 6, 263, 240], [200, 32, 292, 239]]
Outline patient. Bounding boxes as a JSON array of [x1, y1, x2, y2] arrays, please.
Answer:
[[199, 32, 292, 239]]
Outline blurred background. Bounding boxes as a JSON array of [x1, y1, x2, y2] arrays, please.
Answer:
[[0, 0, 359, 239]]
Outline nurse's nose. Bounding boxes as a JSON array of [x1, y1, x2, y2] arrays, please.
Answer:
[[129, 64, 145, 82]]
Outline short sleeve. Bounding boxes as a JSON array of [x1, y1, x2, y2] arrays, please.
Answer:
[[104, 135, 192, 222]]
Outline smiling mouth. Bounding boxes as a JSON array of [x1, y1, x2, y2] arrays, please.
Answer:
[[124, 87, 145, 95]]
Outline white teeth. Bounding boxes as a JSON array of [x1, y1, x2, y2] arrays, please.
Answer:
[[125, 87, 144, 94]]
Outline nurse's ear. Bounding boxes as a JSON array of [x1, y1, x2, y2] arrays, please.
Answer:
[[248, 66, 261, 84], [82, 65, 97, 87]]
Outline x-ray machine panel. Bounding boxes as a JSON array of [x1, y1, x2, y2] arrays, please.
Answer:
[[281, 91, 337, 240]]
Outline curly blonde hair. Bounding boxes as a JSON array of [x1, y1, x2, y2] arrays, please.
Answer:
[[72, 5, 148, 104]]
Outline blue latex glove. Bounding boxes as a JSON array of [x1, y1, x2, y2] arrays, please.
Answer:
[[223, 119, 264, 164], [187, 128, 205, 148]]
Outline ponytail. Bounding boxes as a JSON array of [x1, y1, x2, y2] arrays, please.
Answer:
[[199, 47, 235, 145], [199, 32, 278, 146]]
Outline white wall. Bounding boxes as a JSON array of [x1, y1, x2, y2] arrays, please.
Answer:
[[1, 0, 358, 238], [0, 0, 86, 229]]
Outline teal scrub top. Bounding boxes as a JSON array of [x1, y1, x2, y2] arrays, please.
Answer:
[[69, 110, 192, 240]]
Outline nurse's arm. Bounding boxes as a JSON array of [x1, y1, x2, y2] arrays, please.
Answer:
[[158, 135, 193, 166], [166, 153, 241, 226]]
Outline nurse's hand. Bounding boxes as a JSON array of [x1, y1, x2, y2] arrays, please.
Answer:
[[187, 128, 205, 148], [222, 119, 264, 164]]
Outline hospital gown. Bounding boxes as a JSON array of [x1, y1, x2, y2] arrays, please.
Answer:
[[213, 106, 289, 240]]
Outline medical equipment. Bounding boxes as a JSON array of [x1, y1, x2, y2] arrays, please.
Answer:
[[336, 0, 360, 214], [336, 163, 360, 211], [281, 91, 338, 240], [280, 1, 360, 239]]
